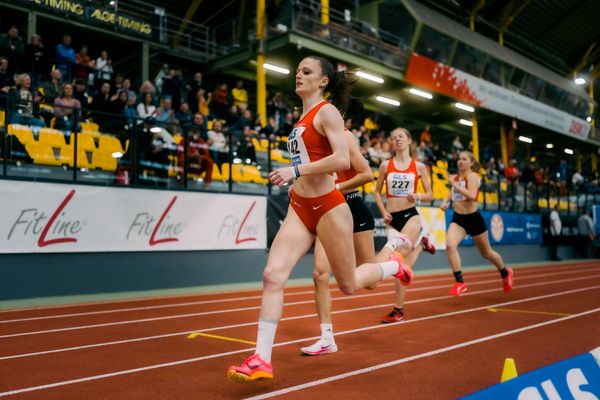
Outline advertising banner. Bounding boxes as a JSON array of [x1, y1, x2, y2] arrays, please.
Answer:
[[445, 210, 543, 246], [0, 181, 267, 253], [405, 53, 591, 141], [462, 350, 600, 400]]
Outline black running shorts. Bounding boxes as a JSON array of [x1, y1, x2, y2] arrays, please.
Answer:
[[345, 191, 375, 233], [451, 210, 488, 237], [389, 207, 420, 232]]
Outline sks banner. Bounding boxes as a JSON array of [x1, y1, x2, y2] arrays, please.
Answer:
[[462, 349, 600, 400], [405, 53, 591, 141], [0, 181, 267, 253], [445, 210, 543, 246]]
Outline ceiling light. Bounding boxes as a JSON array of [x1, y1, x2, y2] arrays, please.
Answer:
[[376, 96, 400, 106], [459, 119, 473, 127], [356, 71, 384, 84], [546, 143, 554, 149], [263, 63, 289, 74], [564, 148, 574, 155], [518, 136, 532, 144], [574, 77, 586, 85], [455, 102, 474, 112], [409, 88, 433, 99]]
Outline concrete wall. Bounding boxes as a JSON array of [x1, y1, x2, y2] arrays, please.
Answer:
[[0, 243, 576, 301]]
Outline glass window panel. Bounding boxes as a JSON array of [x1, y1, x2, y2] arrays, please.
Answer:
[[560, 93, 579, 115], [415, 26, 456, 64], [538, 83, 563, 108], [509, 68, 527, 89], [522, 75, 543, 99], [482, 58, 513, 86], [451, 43, 486, 76]]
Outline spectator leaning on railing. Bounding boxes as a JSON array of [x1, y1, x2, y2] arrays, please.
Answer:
[[53, 82, 81, 134], [9, 73, 44, 127]]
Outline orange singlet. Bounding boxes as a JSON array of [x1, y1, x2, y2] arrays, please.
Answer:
[[451, 175, 480, 202], [385, 159, 420, 198], [287, 101, 346, 233]]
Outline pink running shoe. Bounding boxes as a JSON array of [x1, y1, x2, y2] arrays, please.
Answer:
[[421, 236, 436, 254], [503, 267, 514, 293], [391, 252, 413, 286], [300, 339, 338, 356], [449, 282, 468, 297], [227, 354, 273, 383], [380, 308, 404, 323]]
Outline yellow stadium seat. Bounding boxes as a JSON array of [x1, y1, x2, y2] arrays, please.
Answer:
[[220, 162, 231, 180], [25, 142, 63, 166], [94, 150, 118, 172], [8, 124, 35, 145], [207, 120, 214, 130], [76, 133, 97, 151], [98, 135, 125, 154], [242, 165, 268, 184], [39, 128, 67, 149], [232, 164, 245, 182], [0, 110, 5, 126], [60, 146, 94, 169], [211, 164, 226, 181], [80, 121, 100, 133]]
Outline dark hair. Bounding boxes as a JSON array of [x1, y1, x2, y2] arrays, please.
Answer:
[[344, 97, 363, 121], [307, 55, 351, 114]]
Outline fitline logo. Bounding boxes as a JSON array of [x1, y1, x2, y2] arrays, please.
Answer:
[[236, 201, 257, 244], [149, 196, 179, 246], [40, 189, 78, 247]]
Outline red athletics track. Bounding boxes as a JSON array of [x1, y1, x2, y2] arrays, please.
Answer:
[[0, 260, 599, 399]]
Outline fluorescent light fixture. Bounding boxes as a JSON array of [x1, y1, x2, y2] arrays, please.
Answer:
[[574, 77, 586, 85], [546, 143, 554, 149], [149, 127, 162, 133], [376, 96, 400, 106], [586, 116, 592, 122], [409, 88, 433, 99], [564, 148, 574, 155], [111, 151, 123, 158], [356, 71, 384, 84], [263, 63, 289, 74], [459, 119, 473, 127], [518, 136, 532, 144], [455, 102, 474, 112]]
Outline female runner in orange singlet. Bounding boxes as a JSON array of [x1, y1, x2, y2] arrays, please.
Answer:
[[227, 56, 413, 383], [374, 127, 435, 323]]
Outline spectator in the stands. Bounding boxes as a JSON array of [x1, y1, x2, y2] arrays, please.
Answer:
[[231, 80, 248, 107], [24, 34, 45, 90], [9, 73, 44, 127], [452, 135, 464, 153], [0, 57, 14, 107], [237, 125, 257, 164], [210, 83, 229, 119], [447, 151, 459, 174], [73, 78, 90, 112], [156, 97, 176, 130], [360, 139, 376, 167], [504, 159, 521, 210], [73, 45, 95, 81], [112, 73, 124, 95], [368, 140, 385, 167], [419, 124, 431, 146], [55, 35, 76, 82], [139, 116, 174, 187], [91, 81, 112, 129], [122, 78, 136, 101], [197, 88, 209, 117], [123, 94, 139, 130], [175, 102, 193, 135], [483, 144, 494, 163], [178, 126, 214, 188], [109, 89, 128, 116], [53, 82, 81, 134], [95, 50, 113, 90], [38, 69, 62, 105], [572, 169, 585, 191], [268, 91, 289, 127], [207, 119, 228, 166], [232, 108, 254, 136], [190, 112, 208, 141], [138, 80, 156, 100], [137, 92, 157, 120], [187, 72, 203, 113], [279, 111, 294, 136], [161, 68, 184, 110], [0, 26, 24, 77]]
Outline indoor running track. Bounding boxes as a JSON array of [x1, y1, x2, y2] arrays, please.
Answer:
[[0, 260, 599, 399]]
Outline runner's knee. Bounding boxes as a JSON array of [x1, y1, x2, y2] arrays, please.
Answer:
[[263, 265, 287, 289]]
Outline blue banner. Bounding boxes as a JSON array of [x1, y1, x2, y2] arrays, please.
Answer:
[[445, 210, 543, 246], [462, 352, 600, 400], [593, 205, 600, 245]]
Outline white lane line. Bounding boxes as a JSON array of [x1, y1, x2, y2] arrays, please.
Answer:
[[1, 270, 599, 340], [0, 285, 598, 398], [0, 261, 593, 315], [244, 306, 600, 400], [1, 265, 594, 325]]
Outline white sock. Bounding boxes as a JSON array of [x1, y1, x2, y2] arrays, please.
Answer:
[[378, 260, 400, 278], [384, 234, 413, 252], [255, 319, 278, 363], [320, 323, 334, 343]]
